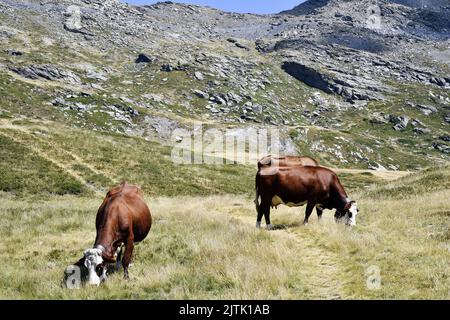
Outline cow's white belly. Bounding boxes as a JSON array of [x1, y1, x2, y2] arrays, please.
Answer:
[[271, 195, 307, 208]]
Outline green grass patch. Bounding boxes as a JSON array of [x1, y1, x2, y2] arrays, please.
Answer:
[[0, 134, 88, 197]]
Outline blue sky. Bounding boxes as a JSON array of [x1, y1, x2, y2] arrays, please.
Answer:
[[123, 0, 305, 14]]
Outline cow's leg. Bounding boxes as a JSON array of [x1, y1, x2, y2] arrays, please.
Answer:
[[256, 201, 266, 229], [316, 207, 323, 221], [122, 236, 134, 280], [256, 207, 264, 229], [115, 245, 123, 271], [262, 202, 273, 230], [303, 202, 315, 225]]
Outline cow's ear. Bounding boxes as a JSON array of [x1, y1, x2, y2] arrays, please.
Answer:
[[84, 258, 92, 269], [344, 203, 351, 210]]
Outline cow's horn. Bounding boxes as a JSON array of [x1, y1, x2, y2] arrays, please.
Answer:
[[95, 244, 106, 253]]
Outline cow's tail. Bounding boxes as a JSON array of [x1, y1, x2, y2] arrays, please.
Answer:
[[254, 173, 260, 213]]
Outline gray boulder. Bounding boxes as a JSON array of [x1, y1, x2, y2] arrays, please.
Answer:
[[417, 104, 438, 115], [235, 42, 250, 51], [194, 71, 204, 81], [10, 64, 81, 84], [411, 119, 425, 127], [5, 49, 22, 56], [211, 95, 226, 105], [390, 115, 410, 131], [413, 127, 431, 134], [161, 64, 174, 72], [161, 63, 187, 72], [433, 143, 450, 154], [430, 77, 447, 87], [252, 104, 264, 114], [63, 5, 93, 36], [444, 114, 450, 124], [193, 90, 209, 99], [64, 5, 83, 33], [135, 53, 154, 64]]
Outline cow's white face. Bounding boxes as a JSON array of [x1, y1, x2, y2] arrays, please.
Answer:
[[346, 202, 359, 226], [83, 248, 103, 285]]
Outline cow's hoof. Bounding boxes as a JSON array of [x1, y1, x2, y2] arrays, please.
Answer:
[[256, 221, 261, 229], [266, 224, 273, 230], [303, 221, 308, 226]]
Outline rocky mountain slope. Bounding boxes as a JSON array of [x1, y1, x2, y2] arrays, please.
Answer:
[[0, 0, 449, 170]]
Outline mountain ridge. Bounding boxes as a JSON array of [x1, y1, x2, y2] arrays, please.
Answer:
[[0, 0, 449, 170]]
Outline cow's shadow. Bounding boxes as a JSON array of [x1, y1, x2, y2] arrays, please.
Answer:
[[271, 222, 302, 230]]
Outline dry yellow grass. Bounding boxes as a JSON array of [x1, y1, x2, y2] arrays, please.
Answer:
[[0, 180, 448, 299], [0, 194, 344, 299], [332, 168, 411, 181], [0, 121, 448, 299]]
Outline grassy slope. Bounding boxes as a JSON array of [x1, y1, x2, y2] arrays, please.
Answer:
[[0, 119, 448, 299], [0, 120, 255, 197], [0, 119, 385, 198], [0, 134, 86, 196]]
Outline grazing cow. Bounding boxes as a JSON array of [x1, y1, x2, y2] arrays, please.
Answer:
[[255, 155, 319, 211], [73, 182, 152, 285], [255, 166, 358, 229], [257, 155, 319, 170]]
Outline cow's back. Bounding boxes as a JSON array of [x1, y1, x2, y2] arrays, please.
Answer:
[[257, 155, 319, 170], [117, 184, 151, 242], [97, 183, 152, 243], [257, 166, 338, 204], [298, 156, 319, 166]]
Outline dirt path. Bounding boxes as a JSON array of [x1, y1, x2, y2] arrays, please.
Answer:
[[332, 168, 410, 180], [1, 121, 106, 176], [0, 123, 108, 196], [226, 203, 346, 299]]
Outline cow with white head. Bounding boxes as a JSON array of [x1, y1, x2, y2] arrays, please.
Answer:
[[65, 246, 108, 288], [83, 247, 107, 285], [255, 166, 360, 229], [66, 182, 152, 288], [334, 199, 359, 226]]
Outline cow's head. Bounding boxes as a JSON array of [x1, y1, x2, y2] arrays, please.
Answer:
[[335, 200, 359, 226], [83, 248, 104, 285]]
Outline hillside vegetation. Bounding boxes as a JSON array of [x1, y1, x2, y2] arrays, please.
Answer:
[[0, 119, 256, 197], [0, 0, 449, 171], [0, 119, 448, 299]]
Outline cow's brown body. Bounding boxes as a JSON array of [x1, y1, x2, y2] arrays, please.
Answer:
[[89, 182, 151, 279], [257, 155, 318, 170], [255, 166, 355, 228]]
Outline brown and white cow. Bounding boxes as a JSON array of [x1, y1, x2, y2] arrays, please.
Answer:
[[255, 155, 319, 212], [74, 182, 152, 285], [255, 166, 358, 229]]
